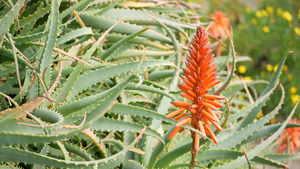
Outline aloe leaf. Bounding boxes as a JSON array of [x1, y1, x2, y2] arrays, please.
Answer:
[[60, 0, 94, 19], [155, 142, 192, 168], [49, 143, 93, 161], [0, 75, 136, 145], [0, 127, 143, 168], [214, 56, 252, 64], [0, 0, 25, 43], [214, 100, 299, 169], [97, 8, 195, 29], [196, 149, 287, 168], [242, 123, 300, 145], [18, 4, 51, 29], [144, 15, 180, 168], [32, 109, 63, 126], [83, 74, 137, 125], [80, 15, 173, 44], [91, 117, 164, 143], [0, 97, 45, 119], [99, 33, 172, 50], [57, 27, 93, 45], [214, 30, 236, 95], [100, 28, 148, 61], [39, 0, 59, 87], [125, 83, 174, 100], [0, 47, 33, 68], [265, 153, 300, 162], [214, 84, 284, 150], [238, 55, 287, 129], [124, 160, 146, 169], [0, 74, 18, 93], [14, 69, 31, 102], [13, 30, 48, 45], [227, 81, 277, 126], [55, 35, 104, 103], [67, 60, 175, 100], [95, 0, 120, 15], [118, 49, 174, 58]]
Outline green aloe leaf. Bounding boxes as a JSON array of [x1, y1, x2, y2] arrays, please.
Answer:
[[238, 55, 287, 129], [57, 27, 93, 45], [0, 0, 25, 43], [39, 0, 59, 87], [100, 28, 149, 61], [91, 117, 164, 143], [196, 149, 287, 168], [80, 15, 173, 44], [214, 84, 284, 150], [0, 128, 143, 168], [242, 123, 300, 145], [67, 60, 175, 100], [214, 99, 299, 169], [97, 8, 195, 29]]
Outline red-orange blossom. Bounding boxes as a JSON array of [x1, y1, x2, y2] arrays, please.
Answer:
[[166, 26, 225, 152]]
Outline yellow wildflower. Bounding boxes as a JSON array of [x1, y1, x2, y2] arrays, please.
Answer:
[[276, 8, 282, 15], [241, 105, 247, 110], [244, 76, 252, 81], [282, 11, 293, 22], [257, 112, 263, 119], [288, 74, 293, 80], [246, 7, 251, 13], [238, 65, 247, 74], [260, 71, 265, 77], [289, 87, 297, 94], [256, 11, 262, 18], [266, 64, 273, 72], [238, 95, 244, 100], [266, 6, 274, 13], [269, 118, 276, 124], [291, 94, 300, 104], [261, 10, 268, 17], [263, 26, 270, 33], [294, 27, 300, 36], [283, 65, 288, 72], [252, 18, 257, 24]]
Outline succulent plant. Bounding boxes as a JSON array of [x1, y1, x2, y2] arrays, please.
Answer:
[[0, 0, 299, 168]]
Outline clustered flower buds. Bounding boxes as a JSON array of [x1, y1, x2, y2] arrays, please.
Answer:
[[166, 26, 225, 152]]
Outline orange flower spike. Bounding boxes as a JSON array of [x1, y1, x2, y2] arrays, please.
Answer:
[[166, 108, 185, 119], [208, 11, 230, 39], [277, 118, 300, 154], [165, 26, 225, 166]]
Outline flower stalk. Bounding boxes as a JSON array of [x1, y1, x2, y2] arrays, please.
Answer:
[[166, 26, 227, 168]]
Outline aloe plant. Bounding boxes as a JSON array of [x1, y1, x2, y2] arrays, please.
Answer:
[[0, 0, 299, 169]]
